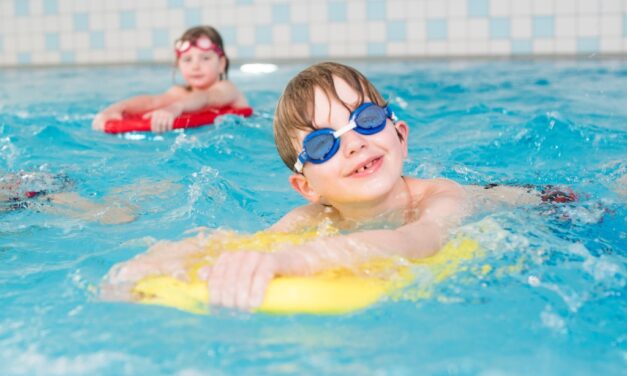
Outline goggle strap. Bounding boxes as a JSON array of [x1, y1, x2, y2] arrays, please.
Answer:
[[332, 120, 356, 138]]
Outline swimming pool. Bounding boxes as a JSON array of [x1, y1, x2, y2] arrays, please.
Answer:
[[0, 60, 625, 375]]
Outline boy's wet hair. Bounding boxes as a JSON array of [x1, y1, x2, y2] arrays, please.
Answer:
[[273, 62, 387, 172], [176, 25, 229, 77]]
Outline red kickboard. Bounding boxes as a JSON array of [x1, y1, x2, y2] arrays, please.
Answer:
[[104, 106, 253, 134]]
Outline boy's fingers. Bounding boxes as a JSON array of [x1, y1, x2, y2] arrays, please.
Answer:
[[234, 253, 261, 309], [197, 265, 211, 280], [221, 252, 246, 308], [249, 256, 275, 309], [208, 254, 229, 305]]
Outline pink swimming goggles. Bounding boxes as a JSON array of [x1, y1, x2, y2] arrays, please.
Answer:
[[175, 37, 224, 57]]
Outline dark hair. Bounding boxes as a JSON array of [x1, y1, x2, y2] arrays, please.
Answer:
[[176, 25, 229, 77]]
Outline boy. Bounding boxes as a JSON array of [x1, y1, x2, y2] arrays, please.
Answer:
[[103, 62, 572, 310]]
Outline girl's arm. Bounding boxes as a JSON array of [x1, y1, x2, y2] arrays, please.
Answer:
[[143, 81, 247, 133], [92, 87, 186, 131]]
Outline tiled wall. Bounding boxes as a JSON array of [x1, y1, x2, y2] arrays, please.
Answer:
[[1, 0, 626, 67]]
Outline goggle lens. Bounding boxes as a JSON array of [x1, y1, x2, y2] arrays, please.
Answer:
[[305, 133, 336, 161]]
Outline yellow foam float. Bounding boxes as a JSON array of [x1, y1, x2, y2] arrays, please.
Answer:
[[133, 231, 482, 315]]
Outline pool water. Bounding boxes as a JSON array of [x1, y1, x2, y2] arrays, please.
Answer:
[[0, 60, 625, 375]]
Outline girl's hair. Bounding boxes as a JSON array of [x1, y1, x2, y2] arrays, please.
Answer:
[[273, 62, 386, 171], [176, 25, 230, 78]]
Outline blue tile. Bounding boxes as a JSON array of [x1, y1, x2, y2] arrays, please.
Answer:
[[427, 19, 448, 40], [367, 0, 386, 21], [43, 0, 58, 15], [238, 46, 255, 59], [74, 13, 89, 32], [18, 52, 31, 64], [388, 21, 406, 41], [90, 31, 105, 49], [368, 42, 386, 56], [329, 1, 347, 22], [120, 11, 136, 30], [237, 0, 254, 4], [511, 39, 532, 54], [311, 43, 328, 57], [152, 29, 170, 48], [577, 37, 599, 53], [533, 16, 554, 38], [14, 0, 29, 17], [468, 0, 489, 18], [220, 26, 236, 45], [167, 0, 184, 8], [255, 25, 273, 45], [185, 8, 202, 27], [60, 51, 75, 64], [490, 17, 510, 39], [272, 3, 290, 23], [291, 24, 309, 43], [137, 48, 153, 61], [45, 32, 60, 51]]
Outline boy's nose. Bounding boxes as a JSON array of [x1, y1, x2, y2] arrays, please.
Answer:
[[341, 130, 368, 157]]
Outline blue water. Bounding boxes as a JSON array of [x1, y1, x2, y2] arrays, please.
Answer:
[[0, 60, 625, 375]]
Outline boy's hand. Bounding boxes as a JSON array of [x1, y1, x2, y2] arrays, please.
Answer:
[[144, 104, 182, 133], [200, 251, 282, 311]]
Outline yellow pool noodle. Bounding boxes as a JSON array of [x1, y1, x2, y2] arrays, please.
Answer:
[[132, 232, 480, 315]]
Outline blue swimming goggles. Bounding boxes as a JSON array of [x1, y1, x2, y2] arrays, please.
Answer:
[[294, 102, 397, 173]]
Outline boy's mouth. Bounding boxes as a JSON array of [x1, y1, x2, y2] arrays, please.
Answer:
[[348, 156, 383, 177]]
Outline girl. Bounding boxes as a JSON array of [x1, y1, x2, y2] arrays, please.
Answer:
[[92, 26, 248, 133]]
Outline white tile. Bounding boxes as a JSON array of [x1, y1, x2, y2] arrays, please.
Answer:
[[291, 3, 308, 23], [426, 41, 447, 56], [447, 41, 468, 56], [218, 7, 236, 25], [600, 15, 622, 36], [42, 15, 59, 32], [200, 9, 219, 25], [328, 43, 349, 57], [289, 44, 310, 58], [90, 13, 105, 30], [60, 32, 73, 49], [406, 1, 426, 20], [577, 16, 600, 37], [555, 16, 577, 37], [58, 14, 72, 33], [30, 0, 43, 16], [387, 0, 406, 20], [533, 39, 555, 54], [255, 4, 273, 24], [490, 0, 510, 17], [106, 30, 121, 49], [309, 2, 328, 23], [407, 21, 427, 41], [511, 1, 532, 16], [466, 40, 489, 54], [447, 0, 467, 18], [426, 0, 447, 18], [273, 25, 290, 44], [235, 7, 256, 26], [136, 13, 153, 30], [105, 12, 120, 30], [490, 40, 511, 54], [554, 38, 576, 53], [600, 38, 623, 52], [310, 23, 329, 43], [387, 42, 409, 55], [347, 43, 367, 56], [511, 17, 532, 38], [554, 0, 576, 15], [367, 21, 386, 43], [532, 0, 554, 15], [74, 33, 89, 50], [407, 41, 427, 55], [236, 26, 255, 45], [253, 45, 272, 59], [4, 37, 16, 53], [328, 23, 348, 42], [448, 19, 468, 40], [152, 9, 169, 28], [57, 0, 73, 13], [467, 19, 489, 39], [347, 1, 366, 21], [600, 0, 622, 13], [578, 0, 599, 14], [348, 22, 368, 42], [137, 30, 152, 48]]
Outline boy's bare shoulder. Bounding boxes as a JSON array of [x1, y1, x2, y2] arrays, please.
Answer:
[[269, 203, 337, 232], [404, 177, 466, 199]]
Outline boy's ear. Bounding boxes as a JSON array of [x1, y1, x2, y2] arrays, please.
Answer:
[[289, 173, 322, 204], [394, 120, 409, 158]]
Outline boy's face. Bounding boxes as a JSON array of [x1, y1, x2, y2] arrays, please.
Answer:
[[289, 76, 409, 207]]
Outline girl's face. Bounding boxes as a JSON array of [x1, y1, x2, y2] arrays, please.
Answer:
[[176, 40, 225, 90]]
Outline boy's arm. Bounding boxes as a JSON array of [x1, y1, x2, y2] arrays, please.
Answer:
[[206, 180, 470, 309]]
